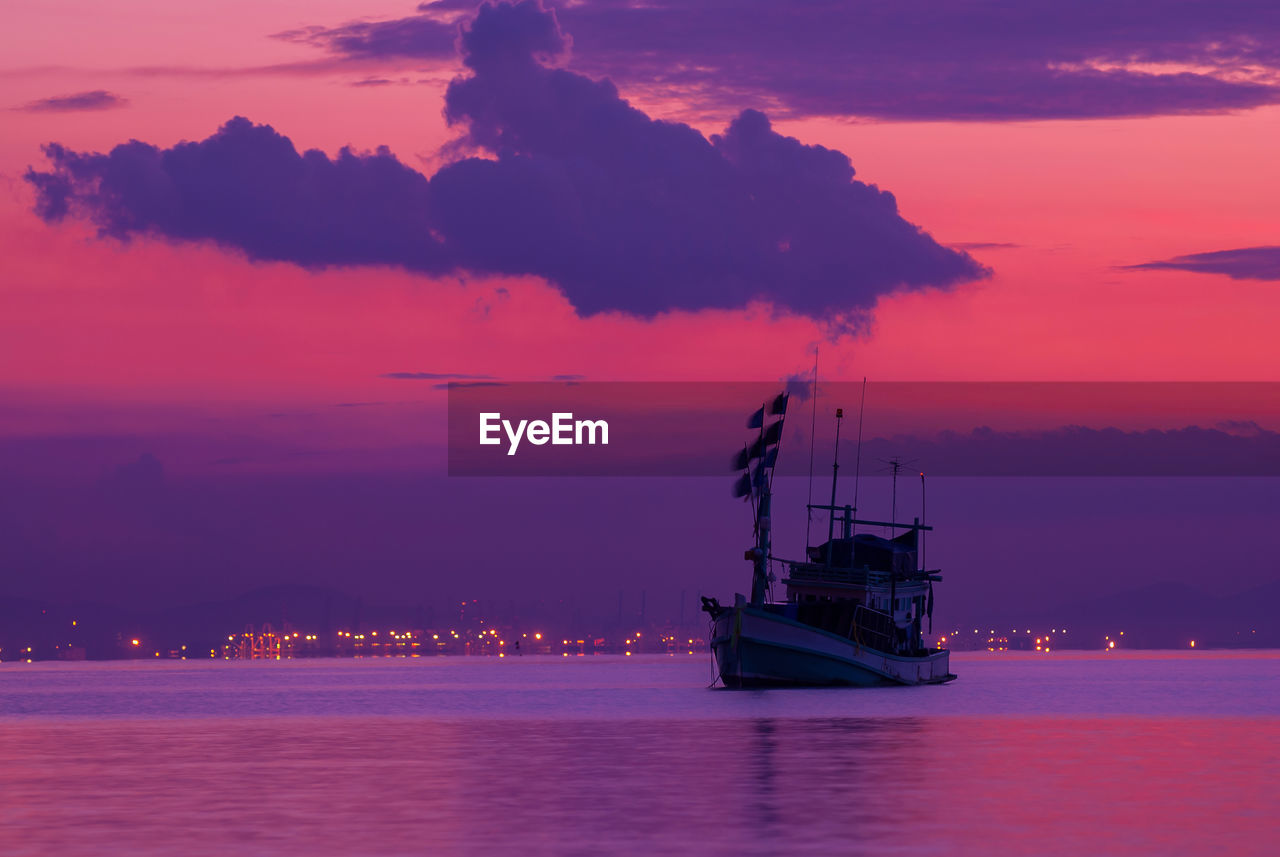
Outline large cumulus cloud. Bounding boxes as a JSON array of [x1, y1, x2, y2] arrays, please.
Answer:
[[25, 0, 984, 318]]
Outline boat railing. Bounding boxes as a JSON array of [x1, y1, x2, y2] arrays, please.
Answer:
[[851, 604, 895, 651], [805, 505, 933, 533], [784, 562, 892, 587]]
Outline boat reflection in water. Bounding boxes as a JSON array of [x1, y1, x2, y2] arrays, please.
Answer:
[[4, 694, 1272, 857], [704, 390, 955, 687]]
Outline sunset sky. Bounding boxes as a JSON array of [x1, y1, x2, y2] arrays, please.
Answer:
[[2, 1, 1278, 617]]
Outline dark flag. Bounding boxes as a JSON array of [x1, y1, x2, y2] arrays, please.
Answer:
[[752, 463, 769, 489], [763, 419, 783, 445]]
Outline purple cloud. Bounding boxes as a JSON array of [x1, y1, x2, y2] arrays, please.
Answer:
[[433, 380, 507, 390], [1126, 246, 1280, 280], [284, 0, 1280, 121], [853, 424, 1280, 477], [25, 1, 984, 318], [25, 121, 443, 265], [382, 371, 497, 379], [431, 2, 985, 315], [17, 90, 128, 112]]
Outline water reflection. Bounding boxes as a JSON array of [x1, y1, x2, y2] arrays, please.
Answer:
[[2, 713, 1271, 856], [1, 655, 1277, 856], [748, 718, 779, 829]]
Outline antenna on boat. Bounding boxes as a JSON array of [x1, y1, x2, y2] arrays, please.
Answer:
[[888, 457, 904, 535], [826, 407, 843, 552], [805, 347, 819, 550], [851, 377, 867, 536], [920, 470, 927, 570]]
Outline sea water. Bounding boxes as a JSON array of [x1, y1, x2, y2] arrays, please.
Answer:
[[1, 651, 1276, 856]]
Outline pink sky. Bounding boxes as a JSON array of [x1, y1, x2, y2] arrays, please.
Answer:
[[3, 1, 1279, 474]]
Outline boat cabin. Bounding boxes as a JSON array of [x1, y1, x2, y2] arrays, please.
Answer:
[[777, 511, 940, 656]]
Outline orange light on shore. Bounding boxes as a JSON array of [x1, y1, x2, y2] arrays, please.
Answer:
[[130, 639, 140, 646], [1190, 640, 1196, 648]]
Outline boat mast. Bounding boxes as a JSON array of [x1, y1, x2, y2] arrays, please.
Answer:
[[825, 408, 844, 557], [753, 401, 771, 606], [735, 392, 788, 607], [852, 377, 866, 537], [805, 348, 818, 550]]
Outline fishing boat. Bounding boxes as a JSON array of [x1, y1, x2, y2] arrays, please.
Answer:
[[702, 391, 955, 688]]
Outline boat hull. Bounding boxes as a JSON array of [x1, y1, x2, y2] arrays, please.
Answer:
[[710, 605, 955, 688]]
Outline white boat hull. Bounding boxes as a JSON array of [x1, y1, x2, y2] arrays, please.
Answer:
[[710, 605, 955, 688]]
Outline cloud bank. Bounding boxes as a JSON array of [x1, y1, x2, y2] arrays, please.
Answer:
[[1127, 246, 1280, 280], [25, 1, 983, 318], [854, 424, 1280, 476], [285, 0, 1280, 121]]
